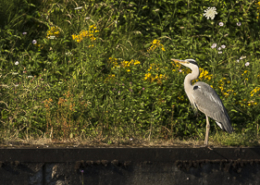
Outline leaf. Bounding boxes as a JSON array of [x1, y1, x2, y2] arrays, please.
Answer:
[[231, 109, 238, 113]]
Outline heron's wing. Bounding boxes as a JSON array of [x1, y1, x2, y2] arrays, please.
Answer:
[[192, 82, 233, 133]]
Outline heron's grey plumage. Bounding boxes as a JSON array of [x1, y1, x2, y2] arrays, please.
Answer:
[[171, 58, 233, 146], [192, 81, 233, 133]]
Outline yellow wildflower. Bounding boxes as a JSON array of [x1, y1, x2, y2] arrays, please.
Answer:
[[72, 25, 98, 43], [248, 100, 257, 106], [144, 73, 151, 80], [152, 39, 160, 45], [199, 68, 212, 81], [224, 92, 229, 97], [72, 34, 76, 40], [250, 87, 260, 96], [122, 61, 129, 68], [227, 89, 233, 93], [134, 60, 140, 65], [161, 46, 166, 51], [46, 26, 60, 38], [104, 74, 116, 83], [147, 39, 166, 52]]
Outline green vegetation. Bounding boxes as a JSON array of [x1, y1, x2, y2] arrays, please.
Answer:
[[0, 0, 260, 147]]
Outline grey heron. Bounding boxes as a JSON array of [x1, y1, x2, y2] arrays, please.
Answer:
[[171, 58, 233, 146]]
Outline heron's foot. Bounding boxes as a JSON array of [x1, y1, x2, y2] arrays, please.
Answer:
[[200, 144, 207, 148], [200, 144, 213, 150]]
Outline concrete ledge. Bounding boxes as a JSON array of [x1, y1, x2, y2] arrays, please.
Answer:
[[1, 147, 260, 162]]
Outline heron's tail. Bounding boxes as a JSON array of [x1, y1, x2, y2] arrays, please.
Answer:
[[224, 123, 233, 134], [215, 117, 233, 134], [220, 110, 233, 134], [221, 115, 233, 134]]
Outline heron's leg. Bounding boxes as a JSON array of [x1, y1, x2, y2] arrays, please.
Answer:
[[204, 115, 210, 146]]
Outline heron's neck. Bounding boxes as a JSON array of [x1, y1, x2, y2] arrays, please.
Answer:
[[184, 67, 200, 92]]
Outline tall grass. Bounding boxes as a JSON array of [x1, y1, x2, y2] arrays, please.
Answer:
[[0, 0, 260, 146]]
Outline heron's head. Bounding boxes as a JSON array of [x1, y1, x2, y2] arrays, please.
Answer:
[[171, 58, 198, 70]]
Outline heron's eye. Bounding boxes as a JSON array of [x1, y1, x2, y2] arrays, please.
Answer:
[[193, 86, 201, 90]]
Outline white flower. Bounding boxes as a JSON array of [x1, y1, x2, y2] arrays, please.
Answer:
[[114, 21, 118, 24], [245, 62, 250, 67], [15, 84, 19, 87], [211, 43, 217, 49], [221, 45, 226, 49], [15, 61, 19, 65], [75, 7, 82, 10], [218, 51, 222, 54], [236, 22, 241, 26], [85, 17, 90, 20], [48, 36, 56, 39], [203, 7, 218, 20], [219, 22, 224, 26], [133, 31, 142, 35], [240, 56, 246, 60], [236, 60, 240, 63], [65, 52, 73, 56], [32, 40, 37, 44], [23, 32, 27, 35], [218, 47, 222, 50], [179, 69, 183, 73], [27, 75, 33, 78], [12, 72, 18, 75]]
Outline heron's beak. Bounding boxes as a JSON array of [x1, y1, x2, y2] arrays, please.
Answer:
[[171, 59, 186, 64]]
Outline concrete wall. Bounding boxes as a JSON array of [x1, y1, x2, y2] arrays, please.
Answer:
[[1, 148, 260, 184], [1, 160, 260, 185]]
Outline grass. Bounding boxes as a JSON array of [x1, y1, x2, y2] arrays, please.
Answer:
[[0, 0, 260, 147], [1, 132, 259, 148]]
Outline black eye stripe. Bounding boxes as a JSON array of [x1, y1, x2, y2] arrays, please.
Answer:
[[189, 61, 198, 66]]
